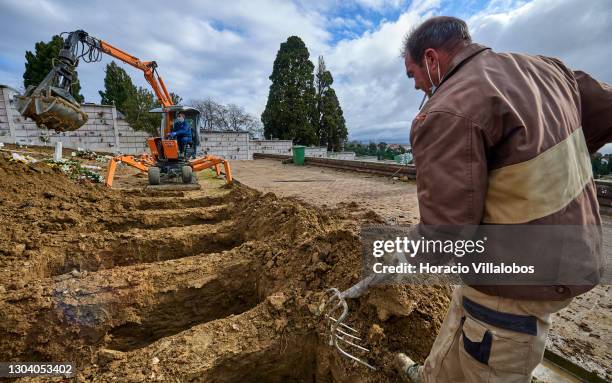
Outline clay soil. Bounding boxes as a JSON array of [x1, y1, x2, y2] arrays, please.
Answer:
[[233, 159, 612, 382], [0, 151, 450, 382]]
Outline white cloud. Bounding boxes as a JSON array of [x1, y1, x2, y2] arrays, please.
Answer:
[[353, 0, 407, 11], [0, 0, 332, 116], [316, 0, 441, 141], [2, 0, 68, 23], [323, 0, 611, 142], [468, 0, 612, 79], [0, 0, 610, 144]]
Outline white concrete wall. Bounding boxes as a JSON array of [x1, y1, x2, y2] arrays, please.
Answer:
[[116, 119, 151, 154], [199, 131, 250, 160], [250, 140, 356, 160], [0, 85, 246, 158], [354, 156, 379, 162], [304, 146, 328, 158], [1, 85, 358, 161], [249, 139, 293, 156], [0, 88, 16, 142], [0, 85, 149, 155], [327, 151, 356, 160]]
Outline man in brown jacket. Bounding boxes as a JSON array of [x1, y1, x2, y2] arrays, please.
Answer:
[[394, 16, 611, 383]]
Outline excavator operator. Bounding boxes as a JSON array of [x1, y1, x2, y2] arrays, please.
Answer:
[[168, 112, 193, 158]]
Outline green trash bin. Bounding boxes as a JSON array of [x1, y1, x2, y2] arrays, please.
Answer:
[[292, 145, 306, 166]]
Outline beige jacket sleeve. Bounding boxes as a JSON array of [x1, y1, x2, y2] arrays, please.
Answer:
[[574, 71, 612, 154], [410, 111, 489, 225]]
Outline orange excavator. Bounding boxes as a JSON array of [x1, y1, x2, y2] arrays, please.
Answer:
[[15, 30, 232, 187]]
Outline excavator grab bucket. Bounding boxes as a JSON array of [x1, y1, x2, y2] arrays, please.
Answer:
[[14, 92, 88, 132]]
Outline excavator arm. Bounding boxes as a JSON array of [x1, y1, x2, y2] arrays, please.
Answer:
[[15, 30, 174, 132], [15, 30, 234, 188], [96, 40, 173, 108]]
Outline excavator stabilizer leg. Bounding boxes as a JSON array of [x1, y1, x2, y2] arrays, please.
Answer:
[[105, 158, 118, 188]]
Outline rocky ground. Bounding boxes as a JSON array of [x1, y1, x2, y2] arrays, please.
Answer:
[[0, 151, 450, 382]]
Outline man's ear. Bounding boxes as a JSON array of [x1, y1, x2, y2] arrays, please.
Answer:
[[423, 48, 439, 69]]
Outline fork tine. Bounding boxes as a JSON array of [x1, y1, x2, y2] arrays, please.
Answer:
[[319, 286, 377, 370], [335, 334, 370, 352], [326, 316, 360, 333], [335, 341, 377, 370], [334, 327, 362, 341]]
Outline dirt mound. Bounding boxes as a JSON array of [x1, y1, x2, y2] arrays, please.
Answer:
[[225, 188, 451, 380], [0, 161, 450, 382], [0, 153, 124, 231], [0, 154, 134, 288]]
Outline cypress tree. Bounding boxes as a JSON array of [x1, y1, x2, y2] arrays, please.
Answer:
[[261, 36, 317, 145], [99, 61, 136, 113], [23, 35, 84, 102], [122, 86, 162, 135], [315, 56, 347, 151]]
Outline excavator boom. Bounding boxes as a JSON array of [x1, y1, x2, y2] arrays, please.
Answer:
[[15, 30, 173, 132], [15, 30, 234, 188]]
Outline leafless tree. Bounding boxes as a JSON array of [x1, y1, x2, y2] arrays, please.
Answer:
[[190, 98, 263, 138]]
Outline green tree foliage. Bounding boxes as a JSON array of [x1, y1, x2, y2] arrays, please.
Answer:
[[98, 61, 156, 134], [122, 87, 162, 135], [591, 153, 611, 178], [23, 35, 84, 102], [345, 141, 410, 160], [315, 56, 347, 151], [261, 36, 317, 145], [315, 56, 332, 145], [98, 61, 136, 112], [98, 61, 183, 135], [170, 92, 182, 105]]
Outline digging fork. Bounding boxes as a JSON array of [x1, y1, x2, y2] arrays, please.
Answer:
[[318, 248, 411, 370], [319, 274, 385, 370]]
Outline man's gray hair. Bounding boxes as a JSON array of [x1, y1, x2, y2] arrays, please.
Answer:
[[402, 16, 471, 63]]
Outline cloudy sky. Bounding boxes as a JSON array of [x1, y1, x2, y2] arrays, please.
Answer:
[[1, 0, 610, 146]]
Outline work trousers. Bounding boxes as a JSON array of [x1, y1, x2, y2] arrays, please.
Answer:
[[177, 136, 192, 158], [420, 286, 572, 383]]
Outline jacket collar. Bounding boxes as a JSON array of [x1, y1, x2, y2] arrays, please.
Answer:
[[439, 43, 490, 86]]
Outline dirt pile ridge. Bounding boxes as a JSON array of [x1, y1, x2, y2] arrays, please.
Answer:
[[0, 153, 133, 288], [0, 154, 450, 382]]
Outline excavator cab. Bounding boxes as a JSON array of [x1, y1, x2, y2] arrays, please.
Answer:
[[147, 106, 200, 161], [145, 106, 201, 185]]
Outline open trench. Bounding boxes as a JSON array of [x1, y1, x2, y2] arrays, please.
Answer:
[[58, 220, 240, 273], [0, 185, 448, 382]]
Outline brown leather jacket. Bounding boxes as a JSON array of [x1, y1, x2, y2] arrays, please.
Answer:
[[410, 43, 612, 300]]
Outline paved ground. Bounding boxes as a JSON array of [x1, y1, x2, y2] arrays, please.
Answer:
[[233, 158, 611, 382], [232, 159, 420, 225]]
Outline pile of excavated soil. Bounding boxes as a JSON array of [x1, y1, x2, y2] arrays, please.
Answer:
[[0, 153, 135, 289], [0, 154, 450, 382], [227, 190, 451, 380]]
